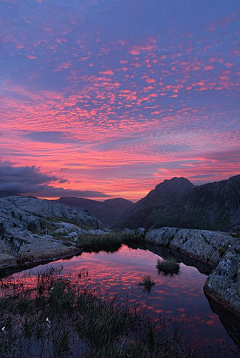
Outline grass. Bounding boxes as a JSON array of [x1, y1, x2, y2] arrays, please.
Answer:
[[0, 267, 237, 357], [52, 231, 69, 239], [47, 217, 93, 231], [138, 276, 155, 292], [157, 258, 180, 276], [77, 231, 142, 251]]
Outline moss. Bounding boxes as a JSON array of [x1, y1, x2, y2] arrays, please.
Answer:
[[218, 245, 229, 257]]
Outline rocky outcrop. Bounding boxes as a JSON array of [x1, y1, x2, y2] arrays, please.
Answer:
[[204, 240, 240, 316], [145, 227, 235, 267], [144, 227, 240, 316], [145, 243, 213, 276], [117, 175, 240, 231], [0, 196, 104, 272]]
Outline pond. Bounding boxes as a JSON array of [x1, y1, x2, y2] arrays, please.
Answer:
[[8, 244, 240, 356]]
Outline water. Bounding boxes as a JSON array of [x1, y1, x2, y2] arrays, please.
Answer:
[[11, 244, 240, 355]]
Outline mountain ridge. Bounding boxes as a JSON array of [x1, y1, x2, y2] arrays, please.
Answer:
[[52, 197, 133, 227], [116, 175, 240, 231]]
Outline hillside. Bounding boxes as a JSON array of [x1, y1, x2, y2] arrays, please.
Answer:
[[53, 197, 133, 227], [116, 175, 240, 231]]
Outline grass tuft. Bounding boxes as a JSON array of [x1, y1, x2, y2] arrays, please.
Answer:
[[138, 276, 155, 292], [157, 258, 180, 276]]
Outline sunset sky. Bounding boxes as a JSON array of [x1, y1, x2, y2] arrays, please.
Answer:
[[0, 0, 239, 201]]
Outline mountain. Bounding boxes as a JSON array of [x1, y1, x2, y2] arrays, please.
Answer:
[[52, 197, 133, 227], [116, 175, 240, 231], [0, 191, 20, 198]]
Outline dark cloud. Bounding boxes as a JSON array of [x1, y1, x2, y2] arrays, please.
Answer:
[[0, 164, 109, 198], [0, 164, 59, 186], [27, 185, 109, 198]]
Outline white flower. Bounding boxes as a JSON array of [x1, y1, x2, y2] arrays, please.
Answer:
[[46, 317, 51, 328], [1, 327, 6, 334]]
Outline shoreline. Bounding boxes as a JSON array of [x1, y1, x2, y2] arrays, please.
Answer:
[[0, 247, 83, 278], [144, 227, 240, 318], [1, 226, 240, 319]]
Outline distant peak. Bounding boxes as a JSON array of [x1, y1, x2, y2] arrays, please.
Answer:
[[164, 176, 192, 183], [158, 177, 194, 188], [152, 176, 194, 197]]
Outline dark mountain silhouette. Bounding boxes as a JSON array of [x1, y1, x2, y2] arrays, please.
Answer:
[[0, 191, 20, 198], [116, 175, 240, 231], [52, 197, 133, 227]]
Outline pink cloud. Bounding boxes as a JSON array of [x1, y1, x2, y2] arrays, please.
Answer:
[[28, 55, 37, 60], [100, 70, 114, 75], [204, 65, 214, 70], [55, 62, 71, 71]]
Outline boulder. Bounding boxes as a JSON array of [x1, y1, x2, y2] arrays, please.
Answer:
[[0, 196, 104, 271], [204, 239, 240, 316], [145, 227, 235, 267]]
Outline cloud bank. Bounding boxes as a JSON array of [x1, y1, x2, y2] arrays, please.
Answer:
[[0, 164, 108, 198]]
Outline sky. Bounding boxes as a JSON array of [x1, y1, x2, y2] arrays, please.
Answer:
[[0, 0, 239, 201]]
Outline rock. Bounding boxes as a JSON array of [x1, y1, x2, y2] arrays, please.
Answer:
[[136, 227, 145, 235], [145, 227, 235, 267], [0, 196, 104, 271], [0, 196, 103, 230], [87, 229, 110, 235], [145, 227, 177, 247], [237, 268, 240, 297], [123, 228, 135, 234], [67, 232, 78, 239], [204, 239, 240, 316], [123, 227, 145, 236]]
